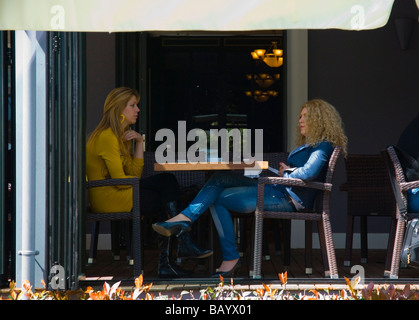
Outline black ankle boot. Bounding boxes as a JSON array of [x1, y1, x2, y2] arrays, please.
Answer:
[[164, 201, 212, 260], [157, 236, 193, 278], [177, 233, 213, 260], [164, 201, 179, 217]]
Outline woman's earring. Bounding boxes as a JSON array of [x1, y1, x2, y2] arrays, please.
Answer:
[[120, 114, 125, 124]]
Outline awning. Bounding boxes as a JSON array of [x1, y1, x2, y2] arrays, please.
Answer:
[[0, 0, 407, 32]]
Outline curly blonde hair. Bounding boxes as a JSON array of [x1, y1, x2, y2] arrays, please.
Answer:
[[295, 99, 348, 156]]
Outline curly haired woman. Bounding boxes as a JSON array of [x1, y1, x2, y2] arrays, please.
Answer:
[[152, 99, 348, 277], [86, 87, 211, 278]]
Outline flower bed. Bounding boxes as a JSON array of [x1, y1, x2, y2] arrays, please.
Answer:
[[2, 272, 419, 300]]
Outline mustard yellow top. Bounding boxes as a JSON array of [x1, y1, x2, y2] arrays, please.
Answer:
[[86, 128, 144, 213]]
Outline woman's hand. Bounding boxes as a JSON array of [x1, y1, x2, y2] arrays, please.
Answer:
[[123, 130, 144, 159], [123, 130, 143, 143], [279, 162, 290, 177]]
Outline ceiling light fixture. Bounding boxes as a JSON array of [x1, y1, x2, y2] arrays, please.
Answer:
[[251, 41, 283, 68]]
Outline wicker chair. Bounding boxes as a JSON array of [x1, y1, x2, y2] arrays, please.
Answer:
[[340, 154, 395, 267], [382, 145, 419, 278], [86, 177, 142, 277], [86, 152, 207, 276], [229, 152, 289, 276], [252, 146, 342, 279]]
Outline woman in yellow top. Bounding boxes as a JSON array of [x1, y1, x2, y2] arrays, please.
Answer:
[[86, 87, 211, 278]]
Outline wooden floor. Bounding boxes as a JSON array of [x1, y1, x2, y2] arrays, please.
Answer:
[[81, 245, 419, 286], [81, 214, 419, 289]]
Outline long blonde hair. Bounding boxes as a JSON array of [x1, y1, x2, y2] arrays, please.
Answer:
[[295, 99, 348, 156], [87, 87, 140, 157]]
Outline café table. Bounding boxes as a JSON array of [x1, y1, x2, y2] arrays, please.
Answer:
[[154, 160, 269, 172]]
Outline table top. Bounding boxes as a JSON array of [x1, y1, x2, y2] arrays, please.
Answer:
[[154, 160, 269, 171]]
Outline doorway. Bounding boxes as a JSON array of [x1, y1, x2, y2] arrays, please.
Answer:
[[116, 32, 286, 153]]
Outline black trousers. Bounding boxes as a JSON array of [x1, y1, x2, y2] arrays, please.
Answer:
[[139, 172, 180, 220]]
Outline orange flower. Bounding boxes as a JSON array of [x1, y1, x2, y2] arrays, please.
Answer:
[[135, 275, 143, 289], [256, 288, 265, 299], [278, 271, 287, 284]]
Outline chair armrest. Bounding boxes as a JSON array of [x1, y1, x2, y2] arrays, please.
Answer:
[[257, 176, 332, 192], [86, 177, 140, 189], [400, 180, 419, 192]]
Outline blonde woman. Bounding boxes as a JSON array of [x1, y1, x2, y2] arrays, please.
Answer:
[[86, 87, 212, 278], [153, 99, 347, 277]]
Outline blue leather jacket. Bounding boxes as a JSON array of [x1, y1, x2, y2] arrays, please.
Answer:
[[271, 141, 334, 210]]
